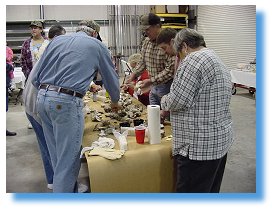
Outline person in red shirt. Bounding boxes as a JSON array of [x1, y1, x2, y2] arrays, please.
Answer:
[[122, 53, 150, 106], [6, 43, 15, 86]]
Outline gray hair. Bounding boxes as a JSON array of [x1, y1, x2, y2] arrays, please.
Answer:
[[173, 28, 206, 53], [128, 53, 142, 64], [76, 25, 95, 36]]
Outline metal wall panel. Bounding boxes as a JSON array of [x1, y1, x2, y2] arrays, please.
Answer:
[[107, 5, 151, 59], [43, 5, 108, 20], [6, 5, 41, 21], [197, 5, 256, 69]]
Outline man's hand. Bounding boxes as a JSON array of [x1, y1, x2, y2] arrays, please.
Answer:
[[111, 102, 122, 112], [121, 82, 134, 91], [160, 110, 170, 124], [90, 84, 102, 93], [125, 72, 136, 84], [140, 79, 152, 89]]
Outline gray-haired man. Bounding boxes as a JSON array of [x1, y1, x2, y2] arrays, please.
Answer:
[[32, 20, 121, 192]]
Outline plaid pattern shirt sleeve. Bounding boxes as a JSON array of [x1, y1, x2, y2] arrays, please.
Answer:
[[20, 38, 33, 78], [161, 54, 202, 111], [161, 48, 234, 160], [134, 39, 148, 76], [134, 38, 175, 85], [150, 54, 175, 85]]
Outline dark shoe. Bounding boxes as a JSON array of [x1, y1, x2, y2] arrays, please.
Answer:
[[6, 130, 17, 136]]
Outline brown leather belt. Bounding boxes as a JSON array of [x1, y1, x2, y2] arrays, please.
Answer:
[[39, 84, 84, 98]]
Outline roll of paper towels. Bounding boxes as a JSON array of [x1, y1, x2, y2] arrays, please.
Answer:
[[147, 105, 161, 144]]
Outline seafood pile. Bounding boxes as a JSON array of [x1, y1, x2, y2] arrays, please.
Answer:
[[85, 92, 145, 135], [101, 93, 144, 121]]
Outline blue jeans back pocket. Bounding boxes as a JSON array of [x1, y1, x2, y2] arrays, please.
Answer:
[[49, 100, 72, 124]]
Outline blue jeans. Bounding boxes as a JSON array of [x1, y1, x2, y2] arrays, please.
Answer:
[[149, 80, 173, 106], [36, 89, 84, 193], [26, 113, 53, 185]]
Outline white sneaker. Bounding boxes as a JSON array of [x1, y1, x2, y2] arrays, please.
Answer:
[[47, 182, 88, 192], [28, 123, 33, 129], [78, 183, 88, 193], [47, 183, 53, 190]]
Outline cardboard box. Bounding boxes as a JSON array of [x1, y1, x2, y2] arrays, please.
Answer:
[[179, 5, 189, 14], [150, 5, 166, 13]]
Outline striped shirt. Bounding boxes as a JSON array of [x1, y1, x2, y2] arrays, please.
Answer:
[[161, 48, 234, 160], [134, 37, 175, 85]]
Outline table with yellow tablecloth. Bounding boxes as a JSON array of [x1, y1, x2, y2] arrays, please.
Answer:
[[82, 97, 175, 192]]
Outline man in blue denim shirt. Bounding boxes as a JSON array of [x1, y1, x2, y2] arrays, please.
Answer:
[[32, 22, 121, 193]]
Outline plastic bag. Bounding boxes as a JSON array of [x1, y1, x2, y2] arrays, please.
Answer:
[[112, 129, 128, 151]]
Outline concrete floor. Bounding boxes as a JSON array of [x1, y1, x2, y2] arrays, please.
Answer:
[[6, 87, 256, 193]]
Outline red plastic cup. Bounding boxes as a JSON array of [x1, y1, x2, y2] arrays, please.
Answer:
[[135, 126, 146, 144]]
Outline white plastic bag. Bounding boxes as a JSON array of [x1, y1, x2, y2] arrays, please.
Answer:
[[92, 137, 115, 149], [112, 129, 128, 151]]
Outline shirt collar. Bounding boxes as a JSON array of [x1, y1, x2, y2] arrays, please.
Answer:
[[76, 31, 89, 37]]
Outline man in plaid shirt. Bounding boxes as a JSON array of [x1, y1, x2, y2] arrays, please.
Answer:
[[126, 13, 175, 116], [161, 28, 234, 193]]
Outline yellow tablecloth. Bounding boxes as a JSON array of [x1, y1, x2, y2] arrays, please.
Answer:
[[82, 97, 175, 193]]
